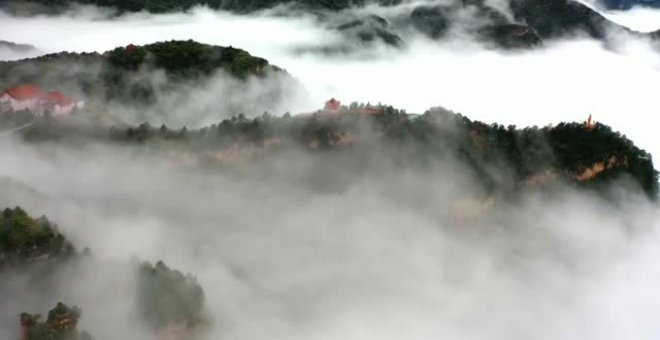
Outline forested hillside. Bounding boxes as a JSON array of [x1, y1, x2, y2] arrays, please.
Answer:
[[14, 105, 656, 199], [0, 40, 285, 106], [0, 207, 207, 340], [0, 207, 77, 267]]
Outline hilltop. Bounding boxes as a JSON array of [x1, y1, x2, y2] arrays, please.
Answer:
[[0, 40, 287, 107], [0, 40, 297, 125], [0, 207, 78, 268], [11, 103, 658, 200]]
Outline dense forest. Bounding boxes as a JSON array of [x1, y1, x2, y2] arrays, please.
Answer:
[[12, 104, 658, 200], [20, 303, 95, 340], [1, 36, 656, 198], [0, 207, 207, 340], [137, 261, 206, 331], [0, 40, 285, 106], [0, 207, 77, 267]]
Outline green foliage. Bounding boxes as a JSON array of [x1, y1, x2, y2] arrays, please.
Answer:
[[137, 260, 205, 330], [417, 109, 660, 198], [0, 207, 76, 266], [105, 40, 272, 79], [21, 302, 94, 340], [0, 40, 281, 106], [107, 106, 658, 199]]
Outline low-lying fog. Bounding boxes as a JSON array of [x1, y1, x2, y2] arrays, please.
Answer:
[[0, 136, 659, 340]]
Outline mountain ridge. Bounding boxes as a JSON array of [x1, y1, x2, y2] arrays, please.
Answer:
[[2, 0, 658, 48]]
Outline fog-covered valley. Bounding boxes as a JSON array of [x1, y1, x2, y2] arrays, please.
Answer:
[[1, 130, 659, 340]]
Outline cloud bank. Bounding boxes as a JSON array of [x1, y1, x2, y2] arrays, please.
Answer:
[[0, 130, 658, 339]]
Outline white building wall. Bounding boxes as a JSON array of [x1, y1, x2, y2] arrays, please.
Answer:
[[0, 94, 11, 112], [10, 97, 38, 112], [52, 103, 76, 116]]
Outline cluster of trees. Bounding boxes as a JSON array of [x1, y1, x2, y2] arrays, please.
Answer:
[[105, 40, 277, 80], [0, 207, 77, 267], [106, 106, 658, 198], [8, 98, 657, 199], [0, 40, 283, 106], [0, 206, 207, 338], [369, 107, 658, 198], [21, 303, 95, 340], [102, 40, 280, 105], [137, 261, 205, 330], [111, 103, 405, 146]]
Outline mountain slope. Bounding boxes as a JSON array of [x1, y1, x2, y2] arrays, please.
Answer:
[[511, 0, 640, 39], [15, 105, 657, 200], [2, 0, 657, 51], [0, 40, 295, 125]]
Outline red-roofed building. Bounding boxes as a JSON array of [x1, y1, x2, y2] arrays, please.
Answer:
[[39, 92, 78, 116], [1, 84, 41, 113], [324, 98, 341, 112], [1, 85, 82, 116]]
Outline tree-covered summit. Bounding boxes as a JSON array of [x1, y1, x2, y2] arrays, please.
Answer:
[[20, 302, 95, 340], [0, 40, 288, 107], [0, 40, 281, 86], [104, 40, 279, 79], [0, 207, 77, 267], [137, 260, 206, 332]]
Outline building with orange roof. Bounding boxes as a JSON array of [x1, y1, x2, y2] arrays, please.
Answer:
[[0, 84, 41, 113], [39, 91, 79, 116], [1, 85, 83, 116]]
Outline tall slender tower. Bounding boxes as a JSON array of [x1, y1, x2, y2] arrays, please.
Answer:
[[585, 114, 594, 129]]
